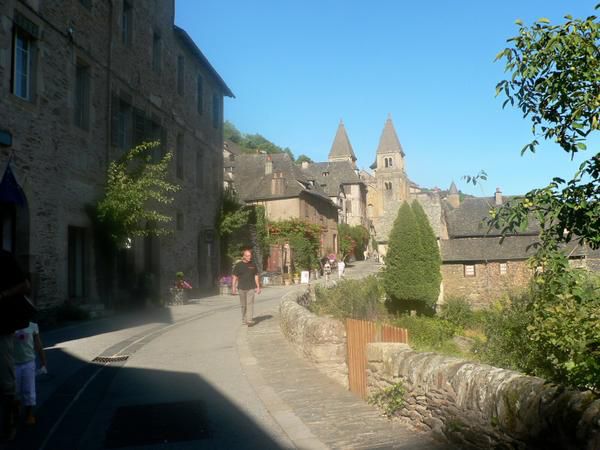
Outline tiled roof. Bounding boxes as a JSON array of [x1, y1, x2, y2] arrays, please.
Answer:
[[300, 161, 363, 197], [376, 116, 405, 156], [328, 121, 357, 162], [443, 197, 540, 238], [231, 153, 333, 204], [441, 235, 589, 262]]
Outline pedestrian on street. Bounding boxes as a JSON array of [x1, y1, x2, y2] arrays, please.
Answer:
[[14, 321, 46, 425], [0, 250, 31, 441], [338, 259, 346, 279], [231, 249, 261, 326]]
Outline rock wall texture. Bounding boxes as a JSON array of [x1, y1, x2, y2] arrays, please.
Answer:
[[279, 288, 348, 388], [367, 343, 600, 450]]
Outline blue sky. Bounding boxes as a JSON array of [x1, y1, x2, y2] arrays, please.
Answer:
[[175, 1, 598, 196]]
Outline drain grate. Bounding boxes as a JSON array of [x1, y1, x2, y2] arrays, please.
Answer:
[[92, 355, 130, 364], [104, 400, 210, 448]]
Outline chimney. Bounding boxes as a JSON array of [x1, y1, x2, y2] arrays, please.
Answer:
[[495, 187, 503, 205], [265, 155, 273, 175], [301, 161, 309, 169]]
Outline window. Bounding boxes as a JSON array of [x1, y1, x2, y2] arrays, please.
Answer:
[[464, 264, 476, 277], [212, 94, 220, 128], [152, 31, 161, 73], [122, 0, 132, 45], [115, 98, 132, 149], [79, 0, 92, 8], [321, 171, 329, 177], [176, 134, 184, 179], [385, 182, 393, 190], [196, 75, 203, 114], [176, 212, 184, 231], [499, 262, 508, 275], [12, 28, 34, 100], [177, 55, 184, 95], [74, 61, 90, 130], [68, 226, 86, 298]]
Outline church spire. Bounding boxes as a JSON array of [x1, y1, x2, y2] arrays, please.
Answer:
[[328, 120, 357, 164], [376, 115, 405, 156]]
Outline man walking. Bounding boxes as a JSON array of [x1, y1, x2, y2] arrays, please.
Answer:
[[231, 249, 261, 326]]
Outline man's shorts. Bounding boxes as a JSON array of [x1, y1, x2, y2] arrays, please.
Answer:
[[0, 334, 15, 396]]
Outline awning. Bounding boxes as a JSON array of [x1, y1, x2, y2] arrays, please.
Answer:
[[0, 163, 27, 206]]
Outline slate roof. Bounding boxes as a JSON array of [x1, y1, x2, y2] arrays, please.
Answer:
[[443, 197, 540, 238], [231, 153, 334, 204], [376, 116, 405, 156], [441, 236, 589, 263], [328, 121, 357, 162], [224, 140, 243, 156], [300, 161, 364, 197], [173, 26, 234, 98]]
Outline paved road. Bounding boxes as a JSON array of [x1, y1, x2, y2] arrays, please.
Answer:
[[9, 286, 293, 450], [5, 260, 444, 450]]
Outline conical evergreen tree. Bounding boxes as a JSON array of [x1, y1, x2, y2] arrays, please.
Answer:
[[383, 202, 422, 312], [411, 200, 442, 307]]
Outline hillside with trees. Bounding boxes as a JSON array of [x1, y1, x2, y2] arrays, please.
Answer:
[[224, 121, 295, 160]]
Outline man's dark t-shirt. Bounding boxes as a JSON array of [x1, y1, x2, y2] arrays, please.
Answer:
[[233, 261, 258, 290]]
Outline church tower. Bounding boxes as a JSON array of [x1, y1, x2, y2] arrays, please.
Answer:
[[328, 120, 357, 166], [373, 115, 409, 213]]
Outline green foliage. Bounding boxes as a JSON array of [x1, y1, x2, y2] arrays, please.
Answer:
[[310, 276, 387, 320], [223, 121, 296, 160], [476, 261, 600, 391], [268, 219, 322, 270], [493, 8, 600, 251], [218, 188, 251, 236], [475, 294, 544, 374], [383, 202, 440, 312], [338, 223, 370, 261], [438, 297, 477, 330], [295, 154, 313, 164], [392, 315, 460, 354], [96, 142, 180, 248], [368, 382, 406, 418], [411, 201, 442, 304]]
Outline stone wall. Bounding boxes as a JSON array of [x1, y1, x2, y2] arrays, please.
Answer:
[[279, 288, 348, 388], [367, 343, 600, 450]]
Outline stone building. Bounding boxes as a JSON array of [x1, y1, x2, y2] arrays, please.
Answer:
[[366, 116, 411, 256], [227, 152, 339, 261], [0, 0, 232, 308], [299, 120, 367, 228]]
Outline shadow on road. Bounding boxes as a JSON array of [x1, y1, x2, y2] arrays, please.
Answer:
[[8, 349, 285, 450]]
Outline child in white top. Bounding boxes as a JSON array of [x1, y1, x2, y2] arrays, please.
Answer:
[[14, 322, 46, 425]]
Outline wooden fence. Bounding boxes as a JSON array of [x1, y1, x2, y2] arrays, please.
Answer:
[[346, 319, 409, 399]]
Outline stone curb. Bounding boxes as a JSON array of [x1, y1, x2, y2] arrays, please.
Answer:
[[236, 319, 328, 450]]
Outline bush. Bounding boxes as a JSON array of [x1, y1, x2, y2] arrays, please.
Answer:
[[368, 382, 406, 418], [438, 297, 476, 330], [474, 294, 545, 374], [391, 315, 459, 353], [310, 275, 386, 320]]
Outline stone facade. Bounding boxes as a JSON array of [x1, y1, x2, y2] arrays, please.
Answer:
[[0, 0, 232, 307], [279, 288, 348, 388], [367, 342, 600, 450], [441, 260, 531, 309]]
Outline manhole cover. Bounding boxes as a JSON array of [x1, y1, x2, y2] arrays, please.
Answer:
[[104, 400, 210, 448], [92, 355, 129, 364]]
